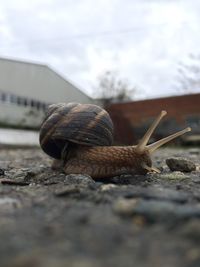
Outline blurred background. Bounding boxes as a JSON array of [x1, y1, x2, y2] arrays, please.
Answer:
[[0, 0, 199, 146]]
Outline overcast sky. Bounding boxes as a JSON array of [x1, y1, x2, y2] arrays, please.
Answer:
[[0, 0, 200, 99]]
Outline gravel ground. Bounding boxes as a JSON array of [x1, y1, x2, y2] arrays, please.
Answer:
[[0, 147, 199, 267]]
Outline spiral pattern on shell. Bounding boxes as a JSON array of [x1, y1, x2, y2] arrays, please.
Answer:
[[39, 102, 114, 159]]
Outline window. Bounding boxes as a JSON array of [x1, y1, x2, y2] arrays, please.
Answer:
[[0, 93, 7, 102], [0, 90, 48, 111]]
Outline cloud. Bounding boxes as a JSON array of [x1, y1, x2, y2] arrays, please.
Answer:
[[0, 0, 200, 98]]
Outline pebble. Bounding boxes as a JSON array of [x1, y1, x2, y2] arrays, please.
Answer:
[[113, 198, 139, 216], [178, 219, 200, 241], [117, 186, 189, 203], [55, 185, 81, 197], [0, 179, 30, 186], [160, 171, 189, 180], [0, 197, 21, 211], [100, 184, 117, 191], [64, 174, 96, 187], [10, 169, 26, 179], [114, 198, 200, 222], [0, 169, 4, 176], [166, 157, 196, 172], [132, 200, 200, 222], [189, 149, 200, 155]]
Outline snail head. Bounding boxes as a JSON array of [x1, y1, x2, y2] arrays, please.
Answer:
[[135, 110, 191, 173]]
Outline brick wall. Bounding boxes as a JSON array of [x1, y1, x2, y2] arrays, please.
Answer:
[[107, 93, 200, 145]]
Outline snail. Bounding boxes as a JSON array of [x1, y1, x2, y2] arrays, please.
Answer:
[[39, 102, 191, 179]]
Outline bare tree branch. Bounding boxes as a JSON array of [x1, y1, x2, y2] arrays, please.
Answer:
[[96, 70, 136, 106], [176, 54, 200, 93]]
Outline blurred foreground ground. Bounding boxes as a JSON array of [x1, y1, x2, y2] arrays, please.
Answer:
[[0, 147, 199, 267]]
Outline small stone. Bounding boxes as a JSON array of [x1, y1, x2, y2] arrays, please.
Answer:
[[0, 197, 21, 211], [100, 184, 117, 191], [11, 170, 26, 179], [120, 186, 189, 203], [160, 171, 189, 180], [196, 164, 200, 172], [64, 174, 95, 186], [132, 215, 146, 227], [189, 149, 200, 155], [0, 169, 4, 176], [55, 185, 81, 197], [178, 219, 200, 241], [186, 248, 200, 261], [166, 157, 196, 172], [0, 179, 30, 186], [113, 198, 139, 216], [192, 176, 200, 184], [133, 200, 200, 222], [176, 184, 182, 190], [114, 198, 200, 222]]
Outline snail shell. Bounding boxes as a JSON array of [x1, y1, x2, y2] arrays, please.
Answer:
[[39, 103, 114, 159]]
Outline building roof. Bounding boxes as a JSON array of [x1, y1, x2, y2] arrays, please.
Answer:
[[0, 56, 91, 100], [0, 56, 92, 104]]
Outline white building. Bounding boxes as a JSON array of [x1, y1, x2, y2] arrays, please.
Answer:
[[0, 57, 93, 128]]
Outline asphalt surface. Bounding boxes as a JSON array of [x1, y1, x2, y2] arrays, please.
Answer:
[[0, 147, 199, 267]]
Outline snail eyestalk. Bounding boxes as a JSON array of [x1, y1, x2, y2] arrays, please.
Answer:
[[147, 127, 191, 154], [136, 110, 167, 152]]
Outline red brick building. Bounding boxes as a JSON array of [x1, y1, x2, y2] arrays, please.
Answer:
[[107, 93, 200, 145]]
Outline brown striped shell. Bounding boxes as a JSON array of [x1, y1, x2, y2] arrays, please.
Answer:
[[39, 102, 114, 159]]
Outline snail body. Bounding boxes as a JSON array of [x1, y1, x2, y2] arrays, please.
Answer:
[[39, 102, 191, 179], [63, 145, 151, 178]]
